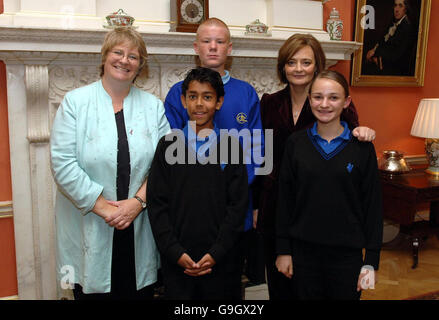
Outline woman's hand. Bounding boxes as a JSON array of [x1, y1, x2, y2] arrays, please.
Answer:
[[275, 254, 293, 279], [352, 126, 376, 142], [105, 198, 143, 230], [92, 195, 118, 220]]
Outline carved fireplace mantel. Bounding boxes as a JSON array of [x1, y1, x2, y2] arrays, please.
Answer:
[[0, 25, 361, 299], [0, 26, 361, 62]]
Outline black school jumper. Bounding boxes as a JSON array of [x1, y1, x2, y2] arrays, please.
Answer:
[[147, 133, 248, 300], [276, 129, 383, 300]]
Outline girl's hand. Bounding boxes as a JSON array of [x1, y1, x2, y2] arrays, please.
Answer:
[[276, 255, 293, 279], [357, 266, 376, 291]]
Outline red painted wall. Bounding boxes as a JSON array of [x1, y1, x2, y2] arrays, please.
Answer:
[[0, 0, 18, 298], [0, 218, 17, 297], [0, 66, 11, 201], [325, 0, 438, 157]]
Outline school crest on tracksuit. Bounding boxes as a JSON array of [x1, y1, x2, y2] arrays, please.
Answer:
[[236, 112, 248, 124]]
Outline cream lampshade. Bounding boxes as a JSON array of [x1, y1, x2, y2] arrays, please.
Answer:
[[410, 98, 439, 175]]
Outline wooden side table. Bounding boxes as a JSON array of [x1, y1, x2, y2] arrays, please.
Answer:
[[380, 166, 439, 268]]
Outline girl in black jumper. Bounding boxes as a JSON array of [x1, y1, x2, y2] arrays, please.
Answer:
[[275, 70, 383, 300]]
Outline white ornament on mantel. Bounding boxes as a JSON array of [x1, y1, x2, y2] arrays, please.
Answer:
[[326, 7, 343, 41]]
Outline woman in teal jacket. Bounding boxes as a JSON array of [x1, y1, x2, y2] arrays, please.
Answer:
[[50, 27, 170, 299]]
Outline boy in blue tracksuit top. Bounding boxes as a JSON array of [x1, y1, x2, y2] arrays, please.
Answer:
[[164, 18, 265, 299]]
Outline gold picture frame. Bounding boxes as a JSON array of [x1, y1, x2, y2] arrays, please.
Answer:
[[351, 0, 431, 87]]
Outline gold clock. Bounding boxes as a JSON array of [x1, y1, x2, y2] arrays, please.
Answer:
[[173, 0, 209, 33]]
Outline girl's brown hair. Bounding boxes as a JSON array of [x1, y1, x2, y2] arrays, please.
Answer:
[[309, 70, 350, 97], [309, 70, 359, 125], [100, 27, 148, 82]]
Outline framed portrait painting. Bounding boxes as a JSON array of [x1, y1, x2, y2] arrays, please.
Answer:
[[351, 0, 431, 87]]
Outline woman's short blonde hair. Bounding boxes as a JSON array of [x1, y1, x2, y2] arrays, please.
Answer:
[[100, 27, 148, 82], [277, 33, 326, 84]]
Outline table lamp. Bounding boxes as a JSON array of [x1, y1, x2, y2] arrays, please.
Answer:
[[410, 98, 439, 176]]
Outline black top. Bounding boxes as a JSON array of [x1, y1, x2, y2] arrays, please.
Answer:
[[276, 129, 383, 269], [111, 110, 136, 294], [256, 86, 359, 235], [147, 134, 248, 266], [115, 110, 131, 201]]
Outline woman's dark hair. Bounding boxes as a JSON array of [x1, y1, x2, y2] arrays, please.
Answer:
[[277, 33, 326, 84], [181, 67, 225, 101]]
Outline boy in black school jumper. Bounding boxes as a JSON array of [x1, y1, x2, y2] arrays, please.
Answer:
[[147, 67, 248, 300]]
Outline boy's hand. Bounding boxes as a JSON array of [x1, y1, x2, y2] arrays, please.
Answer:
[[253, 209, 258, 229], [177, 253, 199, 270], [184, 254, 215, 277]]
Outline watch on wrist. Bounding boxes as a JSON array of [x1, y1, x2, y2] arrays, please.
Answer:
[[134, 196, 147, 209]]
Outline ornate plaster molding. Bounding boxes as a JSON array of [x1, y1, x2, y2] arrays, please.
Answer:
[[26, 65, 50, 143]]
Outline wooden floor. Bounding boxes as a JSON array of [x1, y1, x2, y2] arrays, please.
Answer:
[[245, 222, 439, 300], [362, 227, 439, 300]]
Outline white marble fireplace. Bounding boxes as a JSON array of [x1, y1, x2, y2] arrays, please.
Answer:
[[0, 0, 361, 299]]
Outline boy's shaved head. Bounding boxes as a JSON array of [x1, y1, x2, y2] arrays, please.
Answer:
[[194, 17, 232, 75], [196, 18, 231, 43]]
